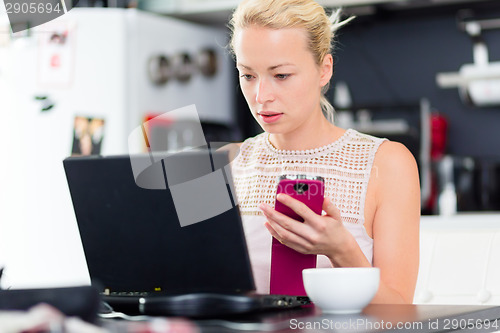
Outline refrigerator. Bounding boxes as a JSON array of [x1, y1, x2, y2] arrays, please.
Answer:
[[0, 7, 235, 289]]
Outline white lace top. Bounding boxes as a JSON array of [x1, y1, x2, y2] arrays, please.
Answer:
[[231, 129, 386, 294]]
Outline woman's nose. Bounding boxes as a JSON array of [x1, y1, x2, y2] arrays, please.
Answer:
[[255, 78, 274, 104]]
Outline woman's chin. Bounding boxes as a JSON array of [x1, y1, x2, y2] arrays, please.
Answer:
[[258, 122, 285, 134]]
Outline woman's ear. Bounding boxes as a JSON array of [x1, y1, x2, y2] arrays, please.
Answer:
[[319, 54, 333, 87]]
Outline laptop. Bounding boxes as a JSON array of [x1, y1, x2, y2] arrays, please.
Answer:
[[63, 149, 310, 317]]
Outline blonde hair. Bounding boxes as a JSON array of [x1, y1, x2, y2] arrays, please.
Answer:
[[229, 0, 354, 124]]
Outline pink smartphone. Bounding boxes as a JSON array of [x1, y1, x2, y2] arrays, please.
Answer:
[[270, 175, 325, 296], [274, 175, 325, 221]]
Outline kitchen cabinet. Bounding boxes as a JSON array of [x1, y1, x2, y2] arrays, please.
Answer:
[[140, 0, 401, 15], [415, 214, 500, 305], [138, 0, 499, 25]]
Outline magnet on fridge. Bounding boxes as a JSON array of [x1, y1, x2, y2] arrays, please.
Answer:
[[172, 53, 193, 83], [196, 48, 217, 78], [34, 95, 55, 112], [148, 54, 172, 86], [71, 116, 105, 156], [37, 21, 76, 89]]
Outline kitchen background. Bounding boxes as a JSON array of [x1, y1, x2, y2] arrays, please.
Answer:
[[329, 1, 500, 214], [231, 0, 500, 214], [0, 0, 500, 289]]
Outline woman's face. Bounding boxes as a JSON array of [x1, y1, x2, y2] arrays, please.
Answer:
[[233, 25, 332, 136]]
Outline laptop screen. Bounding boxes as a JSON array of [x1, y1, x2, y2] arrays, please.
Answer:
[[63, 150, 255, 295]]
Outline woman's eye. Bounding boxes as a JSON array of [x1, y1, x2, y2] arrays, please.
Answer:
[[275, 74, 290, 80], [240, 74, 254, 81]]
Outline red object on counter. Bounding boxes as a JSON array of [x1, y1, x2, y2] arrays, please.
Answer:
[[430, 113, 448, 161], [142, 112, 174, 150], [422, 112, 449, 214]]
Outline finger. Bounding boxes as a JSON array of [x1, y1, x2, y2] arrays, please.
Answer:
[[275, 193, 318, 222], [265, 220, 313, 252], [323, 197, 342, 221], [260, 202, 309, 235], [261, 205, 314, 251], [264, 221, 282, 241]]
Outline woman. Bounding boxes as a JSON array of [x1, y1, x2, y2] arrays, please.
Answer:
[[228, 0, 420, 304]]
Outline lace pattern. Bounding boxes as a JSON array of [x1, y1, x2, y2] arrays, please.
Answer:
[[232, 129, 386, 225]]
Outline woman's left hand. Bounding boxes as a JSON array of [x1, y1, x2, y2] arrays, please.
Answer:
[[260, 193, 352, 260]]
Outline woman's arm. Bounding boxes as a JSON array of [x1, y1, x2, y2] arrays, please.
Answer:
[[369, 141, 421, 303]]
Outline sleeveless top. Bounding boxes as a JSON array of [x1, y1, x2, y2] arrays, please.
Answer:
[[231, 128, 386, 294]]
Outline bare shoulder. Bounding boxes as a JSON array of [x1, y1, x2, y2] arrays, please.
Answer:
[[217, 142, 242, 161], [218, 142, 242, 151], [371, 140, 420, 202], [374, 140, 419, 177]]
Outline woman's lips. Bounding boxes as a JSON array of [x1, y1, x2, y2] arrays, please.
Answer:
[[258, 111, 283, 124]]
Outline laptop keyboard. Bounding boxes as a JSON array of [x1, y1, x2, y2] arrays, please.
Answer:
[[100, 291, 311, 317], [106, 291, 149, 297], [261, 295, 311, 308]]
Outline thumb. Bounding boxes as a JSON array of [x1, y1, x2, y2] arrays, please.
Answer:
[[323, 197, 342, 221]]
